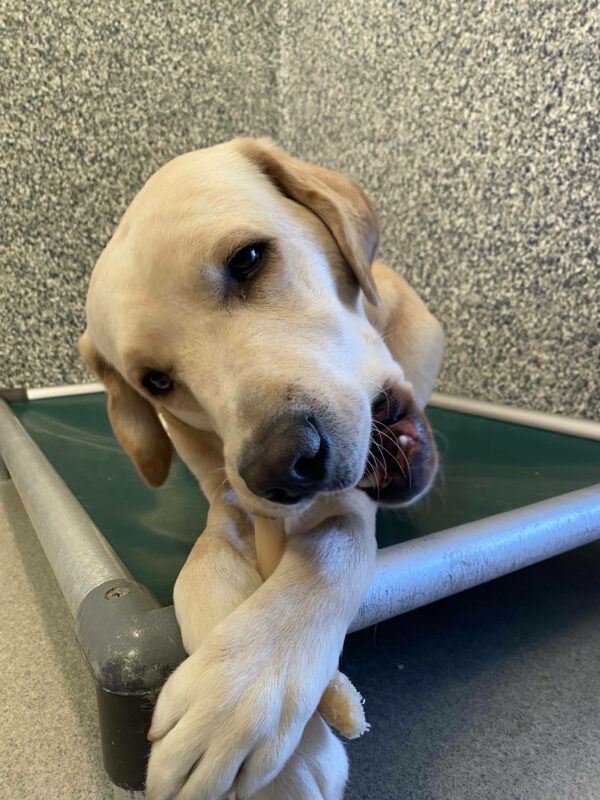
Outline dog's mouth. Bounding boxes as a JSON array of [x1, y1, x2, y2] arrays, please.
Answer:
[[356, 387, 438, 506]]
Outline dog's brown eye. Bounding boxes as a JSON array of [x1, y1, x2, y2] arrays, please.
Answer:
[[143, 371, 173, 395], [226, 242, 266, 282]]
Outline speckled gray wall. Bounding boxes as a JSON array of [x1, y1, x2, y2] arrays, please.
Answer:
[[2, 0, 599, 420], [1, 0, 281, 388], [279, 0, 600, 420]]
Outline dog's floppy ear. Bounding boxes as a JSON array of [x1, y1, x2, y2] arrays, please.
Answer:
[[237, 138, 381, 306], [79, 331, 173, 487]]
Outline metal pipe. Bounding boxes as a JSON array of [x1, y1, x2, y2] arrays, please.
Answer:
[[350, 483, 600, 631], [28, 381, 105, 399], [429, 392, 600, 441], [0, 398, 133, 617]]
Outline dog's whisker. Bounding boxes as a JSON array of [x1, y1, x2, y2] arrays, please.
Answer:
[[368, 431, 389, 482], [365, 450, 386, 490], [380, 421, 413, 489], [364, 457, 375, 481], [365, 453, 382, 501], [375, 424, 409, 480], [377, 434, 407, 475], [365, 380, 387, 395], [378, 442, 407, 480], [376, 427, 400, 449], [398, 446, 412, 489], [370, 449, 388, 482]]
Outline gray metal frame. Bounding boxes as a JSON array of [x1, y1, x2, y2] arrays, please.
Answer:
[[0, 398, 186, 794], [351, 483, 600, 631], [429, 391, 600, 441], [0, 397, 132, 616]]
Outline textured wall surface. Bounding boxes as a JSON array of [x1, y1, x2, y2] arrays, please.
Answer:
[[279, 0, 600, 420], [1, 0, 281, 388], [2, 0, 599, 419]]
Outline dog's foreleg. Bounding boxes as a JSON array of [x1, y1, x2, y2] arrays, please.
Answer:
[[173, 496, 262, 653], [159, 412, 262, 653], [146, 489, 376, 800]]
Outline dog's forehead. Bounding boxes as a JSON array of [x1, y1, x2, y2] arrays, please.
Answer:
[[89, 148, 282, 304], [98, 146, 298, 293], [86, 144, 299, 366], [129, 148, 281, 251], [145, 146, 269, 210]]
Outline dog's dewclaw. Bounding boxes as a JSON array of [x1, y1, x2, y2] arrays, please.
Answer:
[[317, 670, 370, 739], [254, 515, 369, 739]]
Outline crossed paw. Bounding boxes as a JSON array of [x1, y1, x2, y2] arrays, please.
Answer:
[[146, 613, 347, 800]]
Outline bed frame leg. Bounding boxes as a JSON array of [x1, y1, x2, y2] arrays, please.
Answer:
[[75, 578, 186, 796]]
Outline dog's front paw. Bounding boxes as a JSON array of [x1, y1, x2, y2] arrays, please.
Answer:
[[146, 619, 330, 800], [253, 713, 348, 800]]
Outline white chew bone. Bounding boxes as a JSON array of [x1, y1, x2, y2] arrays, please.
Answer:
[[254, 515, 287, 581], [254, 514, 369, 739]]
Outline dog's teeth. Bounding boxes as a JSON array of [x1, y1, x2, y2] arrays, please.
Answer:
[[398, 435, 410, 448]]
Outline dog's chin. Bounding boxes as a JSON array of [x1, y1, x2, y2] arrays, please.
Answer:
[[225, 477, 314, 519], [234, 477, 364, 519], [230, 463, 366, 518], [356, 388, 438, 508]]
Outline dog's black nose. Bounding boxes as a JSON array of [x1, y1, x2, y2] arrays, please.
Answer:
[[239, 413, 330, 504]]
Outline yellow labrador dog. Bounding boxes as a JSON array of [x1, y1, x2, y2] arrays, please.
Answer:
[[80, 138, 444, 800]]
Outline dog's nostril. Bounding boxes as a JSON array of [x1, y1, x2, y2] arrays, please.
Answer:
[[293, 434, 329, 481], [294, 455, 314, 478]]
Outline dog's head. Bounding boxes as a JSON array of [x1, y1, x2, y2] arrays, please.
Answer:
[[81, 138, 442, 516]]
